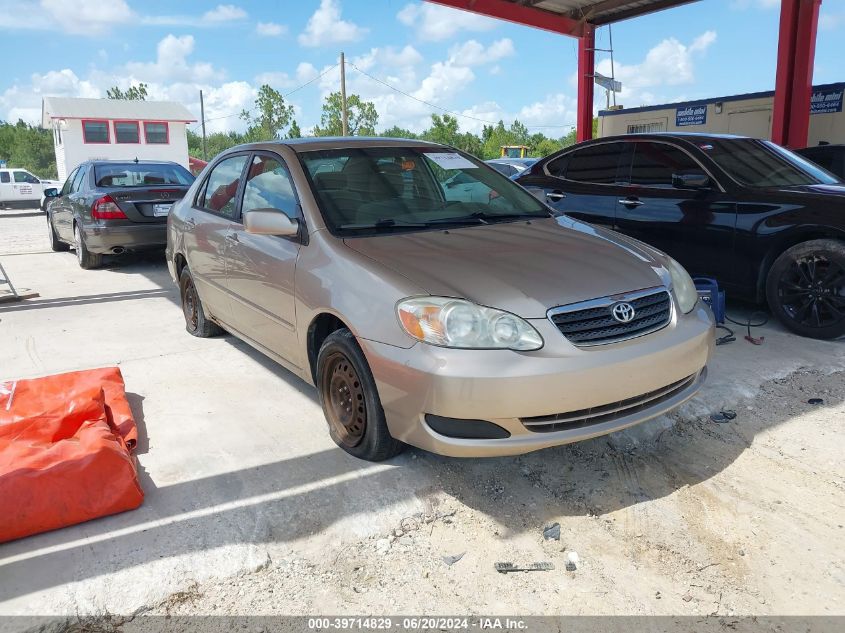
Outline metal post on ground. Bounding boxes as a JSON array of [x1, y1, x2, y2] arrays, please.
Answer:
[[577, 24, 596, 142], [200, 89, 208, 161]]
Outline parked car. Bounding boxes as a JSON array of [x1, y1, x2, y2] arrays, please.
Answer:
[[45, 160, 194, 269], [794, 144, 845, 180], [516, 133, 845, 339], [486, 157, 539, 179], [167, 138, 714, 461], [0, 168, 60, 210]]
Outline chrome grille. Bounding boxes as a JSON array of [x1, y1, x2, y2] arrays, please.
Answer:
[[521, 372, 699, 433], [548, 287, 672, 346]]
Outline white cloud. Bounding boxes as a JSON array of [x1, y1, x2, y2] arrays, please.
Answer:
[[0, 0, 135, 35], [397, 2, 498, 41], [202, 4, 247, 23], [255, 21, 287, 37], [298, 0, 367, 47], [820, 11, 845, 30], [125, 34, 223, 83], [352, 46, 424, 72], [730, 0, 780, 9], [595, 30, 717, 107], [448, 38, 514, 66], [255, 63, 319, 89]]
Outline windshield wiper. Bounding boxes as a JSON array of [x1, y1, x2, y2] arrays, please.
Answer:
[[426, 211, 550, 226], [339, 218, 428, 230]]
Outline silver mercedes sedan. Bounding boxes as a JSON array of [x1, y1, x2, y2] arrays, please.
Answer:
[[166, 138, 714, 461]]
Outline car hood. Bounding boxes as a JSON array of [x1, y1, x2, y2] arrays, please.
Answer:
[[776, 183, 845, 197], [343, 217, 670, 318]]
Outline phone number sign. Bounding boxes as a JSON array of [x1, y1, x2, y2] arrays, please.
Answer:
[[811, 88, 843, 115]]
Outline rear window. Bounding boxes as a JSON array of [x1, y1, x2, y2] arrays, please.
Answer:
[[93, 163, 194, 187]]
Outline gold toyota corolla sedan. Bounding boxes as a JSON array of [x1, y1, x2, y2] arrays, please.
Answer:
[[166, 138, 714, 461]]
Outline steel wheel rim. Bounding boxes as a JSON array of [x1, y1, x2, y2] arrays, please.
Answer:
[[74, 226, 83, 264], [182, 277, 199, 331], [778, 254, 845, 329], [322, 352, 366, 448]]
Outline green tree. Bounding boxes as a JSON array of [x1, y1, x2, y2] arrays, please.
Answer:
[[314, 92, 379, 136], [287, 120, 302, 139], [380, 125, 418, 139], [0, 120, 57, 178], [240, 84, 296, 142], [421, 114, 461, 146], [106, 83, 149, 100]]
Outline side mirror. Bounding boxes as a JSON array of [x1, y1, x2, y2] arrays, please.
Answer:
[[244, 208, 299, 236], [43, 188, 59, 197], [672, 172, 711, 189]]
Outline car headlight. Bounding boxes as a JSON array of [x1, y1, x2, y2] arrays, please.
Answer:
[[397, 297, 543, 350], [663, 257, 698, 314]]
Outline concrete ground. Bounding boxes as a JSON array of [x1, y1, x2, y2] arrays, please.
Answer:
[[0, 209, 843, 619]]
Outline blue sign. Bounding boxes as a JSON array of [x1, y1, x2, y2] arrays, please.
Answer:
[[676, 105, 707, 127], [810, 88, 843, 115]]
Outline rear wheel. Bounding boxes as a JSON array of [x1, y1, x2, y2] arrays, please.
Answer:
[[179, 266, 222, 337], [316, 329, 404, 461], [47, 214, 68, 252], [74, 223, 102, 269], [766, 239, 845, 340]]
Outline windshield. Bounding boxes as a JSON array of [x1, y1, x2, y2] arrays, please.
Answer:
[[697, 138, 840, 187], [93, 163, 194, 188], [299, 147, 549, 236]]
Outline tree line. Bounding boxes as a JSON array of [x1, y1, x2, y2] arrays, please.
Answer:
[[0, 82, 586, 179]]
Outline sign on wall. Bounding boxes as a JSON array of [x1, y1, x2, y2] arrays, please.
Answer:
[[676, 105, 707, 127], [810, 87, 843, 115]]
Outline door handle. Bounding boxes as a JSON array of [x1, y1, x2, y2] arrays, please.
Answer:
[[546, 191, 566, 202], [618, 198, 644, 207], [226, 233, 239, 243], [185, 217, 196, 227]]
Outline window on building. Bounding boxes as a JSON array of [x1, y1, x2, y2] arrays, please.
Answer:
[[629, 142, 702, 188], [627, 122, 666, 134], [565, 142, 626, 184], [144, 122, 169, 144], [114, 121, 140, 144], [82, 120, 109, 143]]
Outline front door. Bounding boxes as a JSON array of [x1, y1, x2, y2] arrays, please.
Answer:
[[12, 170, 41, 206], [224, 153, 302, 366], [613, 140, 736, 282], [186, 153, 249, 323]]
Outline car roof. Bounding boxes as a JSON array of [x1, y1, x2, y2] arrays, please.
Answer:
[[83, 159, 183, 166], [593, 132, 749, 143], [223, 136, 444, 154]]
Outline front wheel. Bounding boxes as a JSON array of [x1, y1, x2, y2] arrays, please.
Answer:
[[47, 214, 69, 252], [766, 239, 845, 340], [316, 329, 404, 461]]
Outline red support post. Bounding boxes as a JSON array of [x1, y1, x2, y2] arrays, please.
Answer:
[[772, 0, 822, 148], [577, 24, 596, 143]]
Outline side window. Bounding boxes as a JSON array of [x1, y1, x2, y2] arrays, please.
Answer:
[[242, 155, 298, 219], [545, 154, 570, 178], [71, 166, 87, 193], [61, 168, 78, 195], [198, 155, 248, 219], [14, 171, 39, 184], [565, 143, 625, 184], [1, 172, 10, 184], [630, 142, 702, 188]]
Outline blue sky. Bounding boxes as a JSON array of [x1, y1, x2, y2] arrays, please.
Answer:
[[1, 0, 843, 136]]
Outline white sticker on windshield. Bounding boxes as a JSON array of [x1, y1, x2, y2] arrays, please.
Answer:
[[424, 152, 478, 170]]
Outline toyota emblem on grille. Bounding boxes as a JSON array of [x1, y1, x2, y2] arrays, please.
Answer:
[[611, 302, 636, 323]]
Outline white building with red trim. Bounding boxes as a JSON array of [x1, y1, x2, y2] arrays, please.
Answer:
[[41, 97, 197, 181]]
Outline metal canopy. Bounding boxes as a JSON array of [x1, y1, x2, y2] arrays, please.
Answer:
[[424, 0, 700, 37]]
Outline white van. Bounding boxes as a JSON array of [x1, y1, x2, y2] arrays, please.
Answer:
[[0, 168, 61, 210]]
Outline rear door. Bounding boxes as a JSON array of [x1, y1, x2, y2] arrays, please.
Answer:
[[184, 153, 249, 324], [51, 167, 79, 241], [613, 140, 736, 281], [519, 142, 628, 227], [0, 171, 12, 204], [224, 152, 302, 365]]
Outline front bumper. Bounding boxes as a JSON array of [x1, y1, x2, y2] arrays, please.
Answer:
[[360, 303, 714, 457], [81, 222, 167, 254]]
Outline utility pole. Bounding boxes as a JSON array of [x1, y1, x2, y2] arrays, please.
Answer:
[[608, 25, 617, 108], [340, 51, 349, 136], [199, 89, 208, 160]]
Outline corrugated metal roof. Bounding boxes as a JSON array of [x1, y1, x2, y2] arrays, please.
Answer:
[[41, 97, 196, 127]]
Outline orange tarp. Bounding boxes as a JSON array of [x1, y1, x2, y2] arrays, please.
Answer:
[[0, 367, 144, 543]]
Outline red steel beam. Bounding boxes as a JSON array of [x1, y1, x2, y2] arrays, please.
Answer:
[[772, 0, 822, 148], [424, 0, 587, 37], [577, 24, 596, 142]]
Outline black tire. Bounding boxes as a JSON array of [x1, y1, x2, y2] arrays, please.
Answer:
[[316, 328, 404, 461], [47, 214, 69, 252], [179, 266, 223, 337], [766, 239, 845, 340], [74, 223, 102, 269]]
